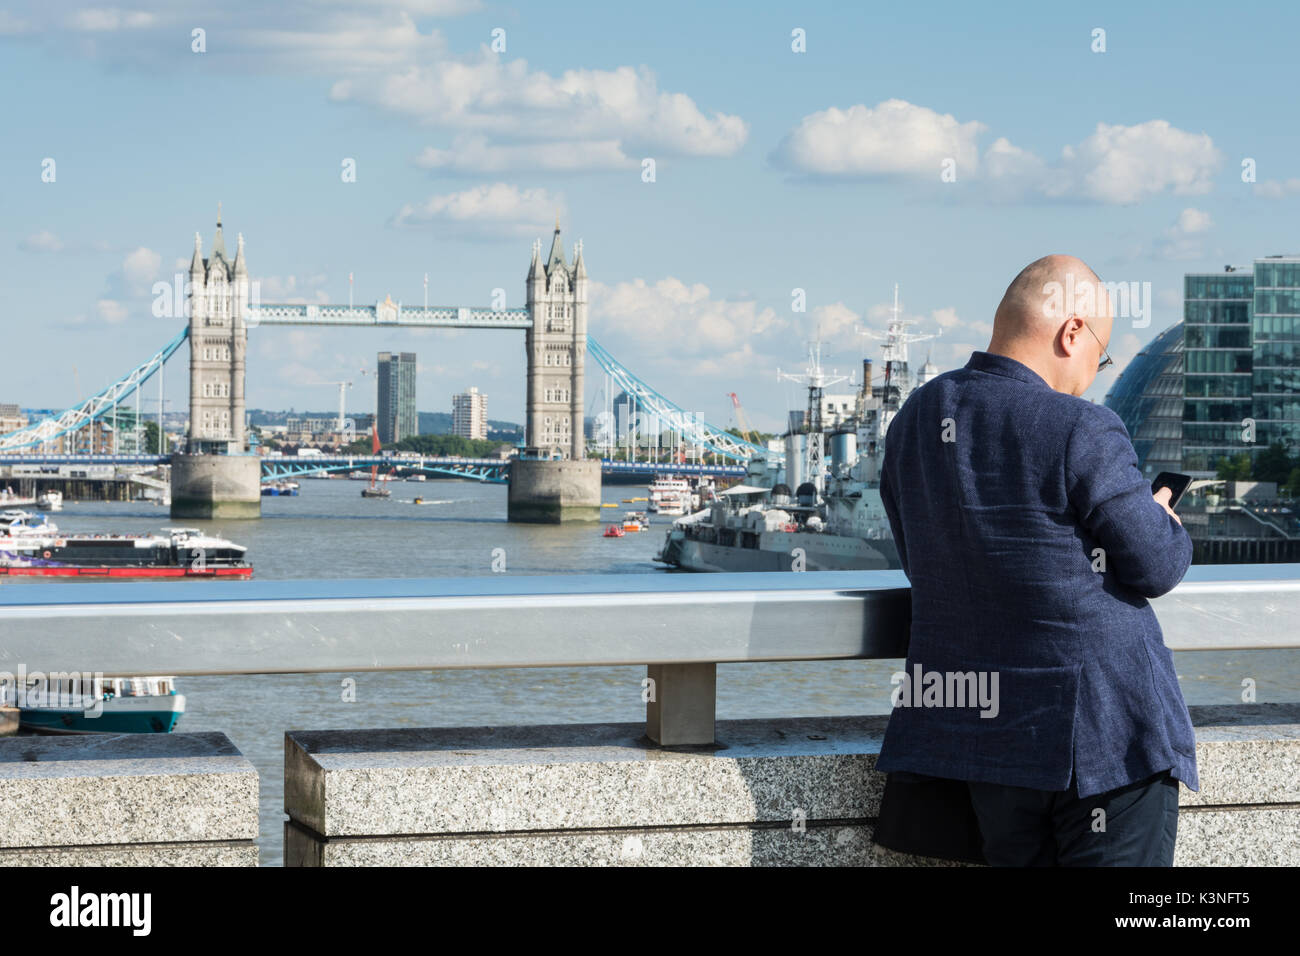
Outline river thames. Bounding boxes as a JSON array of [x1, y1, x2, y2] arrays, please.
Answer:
[[10, 476, 1296, 865]]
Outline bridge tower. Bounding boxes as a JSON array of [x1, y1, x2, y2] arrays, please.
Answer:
[[509, 221, 601, 522], [170, 208, 260, 519], [186, 210, 248, 454], [525, 220, 587, 459]]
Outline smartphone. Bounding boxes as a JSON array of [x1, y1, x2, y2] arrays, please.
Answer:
[[1151, 471, 1193, 510]]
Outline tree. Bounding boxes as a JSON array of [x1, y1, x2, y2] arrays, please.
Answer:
[[1252, 441, 1296, 484], [1285, 467, 1300, 500], [142, 420, 164, 454], [1214, 453, 1252, 481]]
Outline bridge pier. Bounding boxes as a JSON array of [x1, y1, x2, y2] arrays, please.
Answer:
[[170, 453, 261, 520], [507, 456, 601, 523]]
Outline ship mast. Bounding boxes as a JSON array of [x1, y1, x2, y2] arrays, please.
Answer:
[[777, 337, 849, 496], [858, 283, 940, 415]]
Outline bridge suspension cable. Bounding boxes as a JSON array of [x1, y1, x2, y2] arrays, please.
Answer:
[[586, 337, 779, 463], [0, 327, 189, 453]]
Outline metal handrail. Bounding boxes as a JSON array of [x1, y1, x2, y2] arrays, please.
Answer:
[[2, 565, 1296, 743]]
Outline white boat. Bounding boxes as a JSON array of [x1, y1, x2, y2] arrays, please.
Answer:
[[0, 509, 57, 535], [0, 487, 36, 508], [407, 474, 427, 482], [37, 490, 63, 511], [647, 475, 693, 516]]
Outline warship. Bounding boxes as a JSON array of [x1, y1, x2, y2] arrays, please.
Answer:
[[655, 286, 941, 572]]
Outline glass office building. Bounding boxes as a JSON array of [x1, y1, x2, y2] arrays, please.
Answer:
[[1182, 268, 1254, 474], [1104, 321, 1184, 477], [377, 351, 417, 444], [1252, 258, 1300, 458]]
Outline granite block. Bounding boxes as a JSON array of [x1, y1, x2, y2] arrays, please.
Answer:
[[0, 732, 259, 849], [286, 716, 890, 838]]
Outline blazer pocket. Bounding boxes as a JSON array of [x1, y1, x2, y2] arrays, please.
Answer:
[[964, 662, 1081, 788], [888, 661, 1081, 790]]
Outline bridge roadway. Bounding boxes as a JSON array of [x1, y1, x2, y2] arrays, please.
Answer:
[[1, 454, 747, 484]]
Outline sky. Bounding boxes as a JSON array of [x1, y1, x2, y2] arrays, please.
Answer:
[[3, 0, 1299, 433]]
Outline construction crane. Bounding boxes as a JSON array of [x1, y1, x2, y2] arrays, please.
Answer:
[[319, 381, 353, 433], [726, 392, 758, 446]]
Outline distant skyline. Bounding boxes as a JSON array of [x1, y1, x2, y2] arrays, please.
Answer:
[[5, 1, 1300, 432]]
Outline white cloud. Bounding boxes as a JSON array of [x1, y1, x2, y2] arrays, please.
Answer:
[[1173, 208, 1212, 234], [1153, 208, 1213, 261], [96, 299, 128, 323], [256, 273, 330, 303], [1052, 121, 1220, 204], [121, 246, 162, 290], [1255, 178, 1300, 199], [770, 99, 984, 177], [772, 100, 1222, 205], [338, 57, 746, 168], [0, 10, 32, 33], [67, 8, 155, 31], [18, 230, 64, 252], [416, 136, 634, 173], [392, 183, 563, 239]]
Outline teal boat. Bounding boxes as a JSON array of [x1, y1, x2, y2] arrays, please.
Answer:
[[3, 675, 185, 734]]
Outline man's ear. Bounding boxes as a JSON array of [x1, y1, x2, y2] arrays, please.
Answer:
[[1061, 314, 1083, 355]]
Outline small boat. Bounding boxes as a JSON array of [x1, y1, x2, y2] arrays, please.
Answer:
[[0, 487, 36, 507], [603, 524, 626, 537], [261, 480, 299, 497], [4, 675, 185, 734], [407, 474, 427, 482], [360, 425, 392, 498], [36, 490, 63, 512], [621, 511, 648, 533]]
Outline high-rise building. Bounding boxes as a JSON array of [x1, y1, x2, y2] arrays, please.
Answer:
[[1106, 255, 1300, 478], [452, 387, 488, 440], [1182, 257, 1300, 475], [377, 352, 417, 444]]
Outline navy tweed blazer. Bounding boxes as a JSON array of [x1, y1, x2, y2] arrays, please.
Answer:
[[876, 350, 1199, 798]]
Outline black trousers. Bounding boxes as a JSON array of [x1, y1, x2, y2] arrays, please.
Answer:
[[966, 769, 1179, 866]]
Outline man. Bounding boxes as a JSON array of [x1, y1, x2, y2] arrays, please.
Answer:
[[874, 254, 1198, 866]]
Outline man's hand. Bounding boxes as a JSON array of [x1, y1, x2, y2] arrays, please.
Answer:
[[1154, 486, 1182, 525]]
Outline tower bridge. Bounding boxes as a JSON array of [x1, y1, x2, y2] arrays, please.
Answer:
[[177, 211, 594, 519]]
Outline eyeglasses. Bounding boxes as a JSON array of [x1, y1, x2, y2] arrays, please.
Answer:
[[1080, 319, 1113, 372]]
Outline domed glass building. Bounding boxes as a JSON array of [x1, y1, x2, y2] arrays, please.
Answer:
[[1103, 321, 1185, 477]]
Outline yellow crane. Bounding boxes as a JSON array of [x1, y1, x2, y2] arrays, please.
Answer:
[[726, 392, 758, 445]]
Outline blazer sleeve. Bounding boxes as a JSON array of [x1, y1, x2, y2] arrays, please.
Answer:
[[880, 441, 910, 577], [1064, 404, 1192, 599]]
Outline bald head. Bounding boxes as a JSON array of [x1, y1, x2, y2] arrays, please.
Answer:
[[987, 254, 1114, 397]]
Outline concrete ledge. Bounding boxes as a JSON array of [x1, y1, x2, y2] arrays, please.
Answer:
[[285, 704, 1299, 866], [0, 731, 258, 865], [0, 841, 259, 867]]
